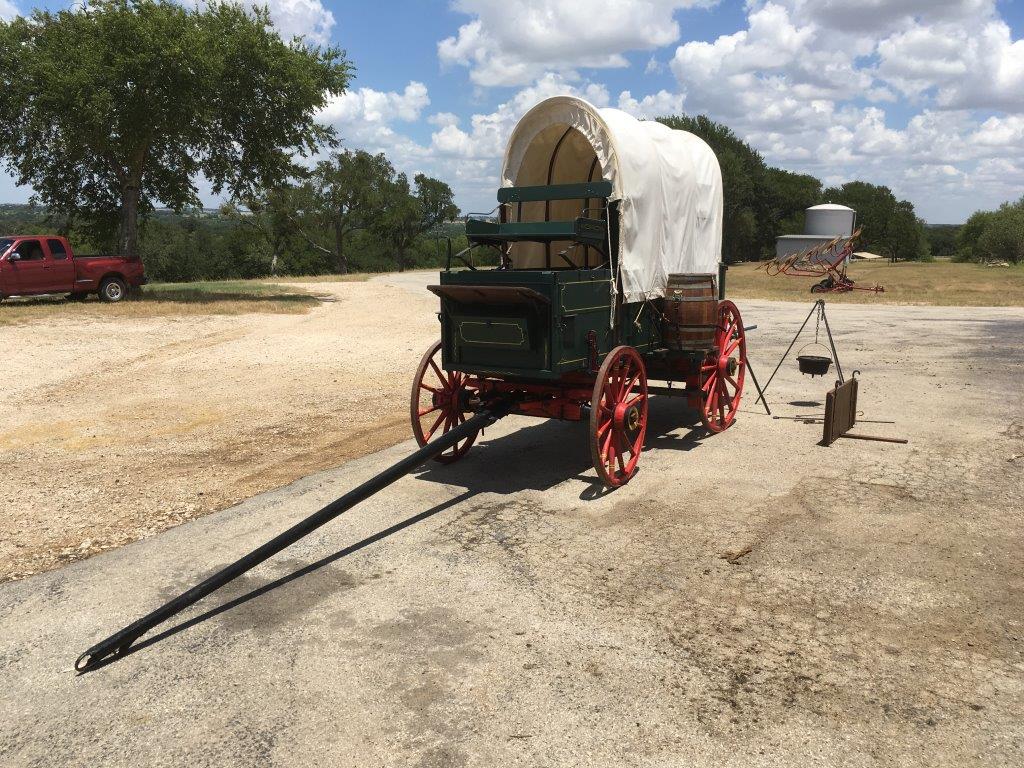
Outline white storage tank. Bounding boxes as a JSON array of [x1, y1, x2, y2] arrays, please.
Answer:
[[804, 204, 856, 237]]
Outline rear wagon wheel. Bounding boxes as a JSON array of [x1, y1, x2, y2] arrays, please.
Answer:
[[98, 277, 127, 303], [698, 300, 746, 433]]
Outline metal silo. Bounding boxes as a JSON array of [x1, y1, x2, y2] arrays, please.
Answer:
[[804, 204, 856, 237]]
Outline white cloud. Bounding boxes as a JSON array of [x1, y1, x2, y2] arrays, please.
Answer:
[[316, 73, 679, 211], [428, 73, 610, 161], [260, 0, 335, 44], [319, 82, 430, 128], [663, 0, 1024, 220], [617, 89, 685, 118], [439, 0, 717, 86], [179, 0, 335, 45], [427, 112, 461, 128], [315, 82, 432, 173], [783, 0, 993, 34], [878, 20, 1024, 111], [0, 0, 18, 21]]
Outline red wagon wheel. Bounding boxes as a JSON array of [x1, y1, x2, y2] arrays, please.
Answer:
[[590, 345, 649, 487], [699, 300, 747, 433], [410, 340, 478, 464]]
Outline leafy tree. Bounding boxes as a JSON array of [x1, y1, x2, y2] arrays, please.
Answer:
[[0, 0, 351, 257], [221, 186, 303, 275], [976, 198, 1024, 264], [376, 173, 459, 271], [822, 181, 927, 261], [765, 168, 822, 241], [924, 224, 960, 259], [294, 150, 397, 274], [956, 210, 995, 261]]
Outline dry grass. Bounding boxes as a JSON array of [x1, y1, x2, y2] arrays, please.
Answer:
[[0, 280, 323, 326], [727, 260, 1024, 306]]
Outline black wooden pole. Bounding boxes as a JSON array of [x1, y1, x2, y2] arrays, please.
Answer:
[[75, 406, 507, 673]]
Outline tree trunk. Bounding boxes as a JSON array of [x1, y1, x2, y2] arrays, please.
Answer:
[[334, 222, 348, 275], [118, 182, 141, 257]]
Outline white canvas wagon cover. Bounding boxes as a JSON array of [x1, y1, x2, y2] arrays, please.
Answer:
[[501, 96, 723, 304]]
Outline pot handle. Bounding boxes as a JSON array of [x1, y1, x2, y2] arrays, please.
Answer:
[[796, 341, 832, 358]]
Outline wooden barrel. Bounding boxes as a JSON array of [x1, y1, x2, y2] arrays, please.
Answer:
[[662, 273, 718, 350]]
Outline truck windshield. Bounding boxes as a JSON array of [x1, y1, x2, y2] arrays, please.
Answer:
[[0, 238, 13, 256]]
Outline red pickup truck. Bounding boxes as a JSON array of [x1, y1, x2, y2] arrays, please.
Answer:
[[0, 235, 146, 303]]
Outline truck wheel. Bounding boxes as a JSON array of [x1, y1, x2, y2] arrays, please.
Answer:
[[67, 292, 89, 302], [99, 277, 127, 303]]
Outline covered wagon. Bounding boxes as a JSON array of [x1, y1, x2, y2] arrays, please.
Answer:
[[412, 95, 748, 487]]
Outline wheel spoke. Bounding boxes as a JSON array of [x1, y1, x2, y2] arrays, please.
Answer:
[[428, 358, 444, 382], [623, 372, 640, 398], [419, 382, 439, 393], [718, 379, 732, 411], [624, 394, 645, 409], [426, 411, 445, 440], [629, 429, 644, 457], [702, 372, 717, 393], [418, 405, 439, 417], [601, 428, 614, 462]]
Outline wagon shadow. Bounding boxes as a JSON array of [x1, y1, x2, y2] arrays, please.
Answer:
[[410, 395, 710, 497], [78, 402, 709, 672]]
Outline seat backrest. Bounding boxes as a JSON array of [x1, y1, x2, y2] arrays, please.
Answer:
[[497, 181, 612, 204]]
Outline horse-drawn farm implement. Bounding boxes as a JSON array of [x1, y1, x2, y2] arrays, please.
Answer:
[[76, 96, 755, 671], [766, 228, 885, 294]]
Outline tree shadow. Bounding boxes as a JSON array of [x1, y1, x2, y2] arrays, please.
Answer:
[[140, 288, 324, 306], [1, 287, 328, 308]]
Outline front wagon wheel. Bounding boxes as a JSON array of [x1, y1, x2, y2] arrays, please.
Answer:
[[590, 345, 648, 487], [410, 340, 479, 464], [98, 277, 127, 303]]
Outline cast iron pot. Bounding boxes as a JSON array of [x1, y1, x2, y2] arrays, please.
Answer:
[[797, 354, 832, 377]]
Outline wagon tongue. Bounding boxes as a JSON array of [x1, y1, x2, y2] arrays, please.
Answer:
[[74, 402, 511, 673]]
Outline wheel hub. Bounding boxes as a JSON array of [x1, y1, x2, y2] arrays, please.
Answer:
[[613, 402, 641, 431]]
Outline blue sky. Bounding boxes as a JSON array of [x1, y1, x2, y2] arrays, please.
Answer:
[[2, 0, 1023, 224]]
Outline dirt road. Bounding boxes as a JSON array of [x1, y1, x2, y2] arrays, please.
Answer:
[[1, 276, 1021, 766], [0, 277, 439, 581]]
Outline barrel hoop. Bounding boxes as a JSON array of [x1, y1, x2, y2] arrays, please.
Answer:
[[661, 322, 718, 330]]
